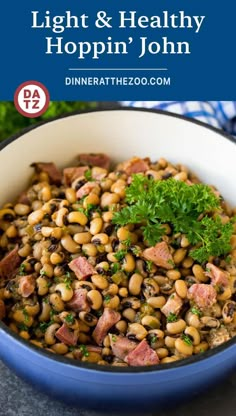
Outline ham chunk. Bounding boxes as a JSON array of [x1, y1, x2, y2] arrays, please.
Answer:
[[31, 162, 62, 185], [188, 283, 217, 309], [142, 241, 174, 269], [161, 293, 183, 317], [116, 157, 150, 175], [18, 274, 35, 298], [109, 334, 137, 360], [92, 308, 121, 346], [66, 288, 90, 312], [76, 181, 98, 199], [125, 339, 159, 366], [205, 263, 229, 287], [68, 256, 95, 280], [55, 323, 78, 346], [0, 246, 21, 280], [78, 153, 111, 170], [0, 299, 6, 320], [63, 166, 89, 186]]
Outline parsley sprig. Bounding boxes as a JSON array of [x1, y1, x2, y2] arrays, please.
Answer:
[[113, 175, 234, 263]]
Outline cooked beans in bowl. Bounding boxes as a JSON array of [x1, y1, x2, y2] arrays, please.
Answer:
[[0, 153, 235, 367]]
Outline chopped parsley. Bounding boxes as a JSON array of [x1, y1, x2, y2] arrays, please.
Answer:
[[104, 295, 111, 303], [111, 335, 117, 342], [40, 269, 47, 277], [167, 313, 178, 323], [181, 334, 193, 346], [146, 260, 153, 272], [17, 323, 28, 332], [149, 334, 157, 343], [65, 313, 75, 325], [114, 249, 127, 261], [22, 308, 29, 323], [191, 306, 202, 317], [122, 237, 132, 247], [110, 262, 120, 274], [39, 322, 51, 333], [79, 345, 89, 357], [64, 273, 73, 289], [84, 169, 92, 181], [19, 263, 26, 276], [112, 175, 235, 263]]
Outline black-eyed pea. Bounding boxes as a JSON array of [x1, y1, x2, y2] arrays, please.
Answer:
[[222, 301, 236, 324], [40, 185, 52, 202], [122, 253, 136, 273], [180, 235, 190, 248], [91, 233, 109, 245], [73, 232, 92, 245], [24, 303, 40, 316], [55, 283, 73, 301], [90, 274, 108, 290], [64, 352, 74, 359], [175, 280, 187, 298], [28, 209, 45, 226], [12, 309, 34, 327], [147, 296, 166, 309], [175, 338, 193, 356], [52, 207, 68, 227], [192, 264, 208, 282], [156, 348, 169, 359], [38, 301, 51, 322], [166, 269, 181, 281], [103, 284, 119, 296], [103, 335, 111, 348], [78, 333, 91, 344], [44, 323, 60, 345], [9, 322, 18, 333], [141, 315, 160, 329], [90, 217, 103, 235], [164, 336, 177, 349], [121, 296, 140, 309], [119, 287, 128, 297], [173, 248, 187, 265], [41, 227, 53, 238], [122, 308, 136, 322], [115, 320, 128, 334], [184, 326, 200, 346], [50, 252, 64, 265], [49, 293, 65, 312], [103, 295, 120, 309], [161, 356, 180, 364], [102, 211, 113, 222], [5, 225, 18, 239], [100, 192, 120, 208], [174, 171, 188, 181], [82, 352, 102, 363], [87, 290, 103, 310], [79, 311, 98, 327], [67, 211, 88, 226], [14, 203, 31, 216], [83, 193, 100, 207], [102, 347, 111, 356], [107, 252, 119, 263], [128, 273, 143, 295], [78, 321, 90, 333], [19, 330, 30, 340], [40, 263, 54, 278], [82, 243, 97, 257], [200, 316, 220, 329], [142, 278, 159, 298], [167, 319, 186, 335], [65, 188, 76, 204], [127, 323, 147, 341], [217, 287, 232, 301], [117, 227, 132, 242], [182, 257, 194, 269], [18, 243, 32, 258], [61, 235, 79, 254], [185, 311, 201, 328], [193, 341, 209, 354], [230, 234, 236, 249], [51, 227, 62, 240], [51, 343, 69, 355]]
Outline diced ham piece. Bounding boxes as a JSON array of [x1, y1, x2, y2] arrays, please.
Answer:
[[76, 181, 97, 199], [18, 274, 35, 298], [68, 256, 95, 280], [205, 263, 229, 287], [55, 323, 78, 346], [116, 157, 150, 175], [161, 293, 183, 317], [142, 241, 174, 269], [78, 153, 111, 170], [66, 288, 90, 312], [125, 339, 159, 366], [63, 166, 89, 186], [188, 283, 217, 309], [0, 299, 6, 320], [31, 162, 62, 185], [92, 308, 121, 346], [109, 334, 137, 360], [17, 191, 30, 205], [0, 246, 21, 280]]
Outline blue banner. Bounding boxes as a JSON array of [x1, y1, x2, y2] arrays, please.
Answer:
[[0, 0, 235, 100]]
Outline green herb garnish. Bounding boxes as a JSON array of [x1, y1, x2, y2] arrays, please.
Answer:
[[111, 335, 117, 342], [149, 334, 157, 343], [65, 313, 75, 325], [79, 344, 89, 357], [181, 334, 193, 346], [64, 273, 73, 289], [167, 312, 178, 323], [39, 322, 50, 333], [17, 323, 28, 332], [84, 169, 92, 181], [122, 237, 132, 247], [22, 308, 29, 323], [112, 175, 234, 263], [114, 249, 127, 261], [19, 263, 26, 276], [146, 260, 153, 272], [40, 269, 47, 277], [104, 295, 111, 303], [191, 306, 202, 317], [110, 262, 120, 274]]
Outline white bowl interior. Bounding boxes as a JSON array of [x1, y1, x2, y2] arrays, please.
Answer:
[[0, 109, 236, 206]]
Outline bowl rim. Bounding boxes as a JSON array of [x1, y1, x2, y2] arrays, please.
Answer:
[[0, 105, 235, 374]]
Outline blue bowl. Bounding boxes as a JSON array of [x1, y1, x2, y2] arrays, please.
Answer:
[[0, 108, 236, 412]]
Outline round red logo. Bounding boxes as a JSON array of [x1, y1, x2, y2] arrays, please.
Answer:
[[14, 81, 50, 118]]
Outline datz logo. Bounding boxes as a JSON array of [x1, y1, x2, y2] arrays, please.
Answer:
[[31, 10, 205, 60]]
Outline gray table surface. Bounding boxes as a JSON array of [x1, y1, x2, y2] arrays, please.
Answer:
[[0, 360, 235, 416]]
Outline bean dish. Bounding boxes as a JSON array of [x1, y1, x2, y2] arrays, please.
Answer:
[[0, 154, 235, 367]]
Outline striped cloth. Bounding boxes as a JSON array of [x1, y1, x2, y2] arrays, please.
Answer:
[[121, 101, 236, 136]]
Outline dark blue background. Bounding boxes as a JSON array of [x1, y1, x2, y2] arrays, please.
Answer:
[[0, 0, 235, 100]]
